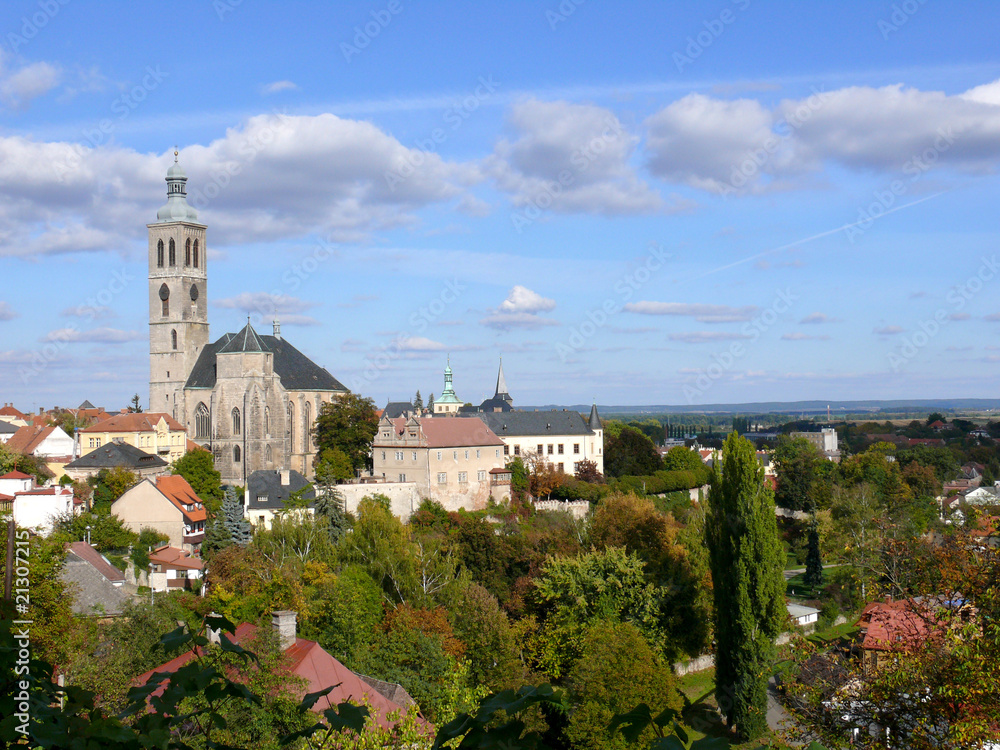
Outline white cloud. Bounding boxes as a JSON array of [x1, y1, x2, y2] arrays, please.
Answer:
[[623, 301, 758, 323], [487, 99, 667, 215], [0, 301, 17, 321], [396, 336, 448, 352], [498, 285, 555, 314], [40, 327, 141, 343], [799, 312, 839, 324], [668, 331, 752, 344], [0, 61, 61, 109], [215, 292, 316, 315], [262, 80, 298, 95], [480, 311, 559, 331], [0, 110, 481, 258], [874, 325, 904, 336], [781, 332, 830, 341]]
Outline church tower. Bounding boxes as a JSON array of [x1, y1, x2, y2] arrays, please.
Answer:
[[148, 151, 209, 419]]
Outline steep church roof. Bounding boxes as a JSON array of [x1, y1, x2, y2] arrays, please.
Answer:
[[588, 403, 602, 431], [218, 320, 269, 353], [186, 332, 347, 392], [494, 358, 512, 403]]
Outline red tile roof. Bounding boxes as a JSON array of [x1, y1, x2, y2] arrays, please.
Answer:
[[0, 404, 27, 419], [379, 417, 503, 448], [65, 541, 126, 583], [5, 424, 59, 455], [0, 470, 32, 480], [856, 599, 937, 653], [134, 623, 426, 731], [155, 476, 207, 523], [82, 412, 185, 433], [149, 545, 204, 570]]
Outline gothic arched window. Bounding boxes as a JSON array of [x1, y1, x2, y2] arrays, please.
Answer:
[[171, 329, 177, 350], [287, 401, 294, 451], [185, 238, 191, 266], [265, 445, 272, 464], [193, 239, 199, 268], [168, 238, 176, 266], [264, 406, 270, 436], [232, 407, 241, 436], [159, 284, 169, 317], [303, 401, 311, 453], [156, 239, 164, 268], [233, 445, 241, 463], [195, 402, 210, 439]]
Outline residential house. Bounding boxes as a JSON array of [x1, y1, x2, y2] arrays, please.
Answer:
[[469, 404, 605, 476], [372, 415, 507, 510], [134, 611, 426, 731], [80, 412, 188, 464], [962, 486, 999, 506], [148, 545, 204, 592], [0, 422, 18, 443], [787, 602, 820, 632], [61, 541, 131, 617], [245, 468, 315, 529], [856, 598, 937, 675], [792, 428, 840, 460], [0, 471, 77, 535], [0, 403, 28, 426], [111, 475, 207, 551], [5, 423, 77, 478], [63, 441, 170, 483]]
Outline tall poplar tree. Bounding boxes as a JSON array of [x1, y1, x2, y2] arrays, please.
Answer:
[[705, 431, 786, 741]]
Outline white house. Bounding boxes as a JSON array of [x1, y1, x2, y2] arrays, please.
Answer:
[[0, 471, 78, 535]]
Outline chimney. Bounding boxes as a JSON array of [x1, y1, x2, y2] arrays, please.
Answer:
[[271, 610, 297, 650], [206, 612, 222, 644], [280, 469, 290, 486]]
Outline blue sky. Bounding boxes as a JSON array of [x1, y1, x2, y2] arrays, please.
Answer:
[[3, 0, 1000, 411]]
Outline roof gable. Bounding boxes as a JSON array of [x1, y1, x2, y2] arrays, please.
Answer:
[[82, 412, 184, 433], [66, 442, 168, 470]]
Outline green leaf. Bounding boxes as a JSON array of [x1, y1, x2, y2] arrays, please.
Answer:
[[298, 684, 338, 712], [321, 701, 368, 734], [649, 737, 688, 750], [608, 703, 653, 743]]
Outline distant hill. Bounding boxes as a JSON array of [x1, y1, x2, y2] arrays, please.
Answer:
[[520, 399, 1000, 416]]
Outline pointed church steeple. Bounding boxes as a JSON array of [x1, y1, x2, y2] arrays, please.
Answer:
[[433, 355, 462, 414], [494, 356, 512, 405], [588, 402, 602, 431]]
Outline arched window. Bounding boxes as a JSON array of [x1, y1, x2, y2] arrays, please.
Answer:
[[287, 402, 294, 450], [195, 402, 210, 439], [193, 239, 199, 268], [168, 238, 176, 266], [156, 239, 164, 268], [233, 445, 241, 463], [303, 401, 311, 453], [265, 444, 272, 464], [232, 407, 241, 436], [159, 283, 169, 317], [264, 406, 270, 436], [185, 238, 191, 266], [171, 329, 177, 350]]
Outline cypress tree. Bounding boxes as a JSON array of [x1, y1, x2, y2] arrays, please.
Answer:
[[803, 519, 824, 590], [705, 431, 786, 741]]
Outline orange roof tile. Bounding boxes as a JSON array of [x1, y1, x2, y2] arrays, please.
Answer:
[[82, 412, 185, 433], [378, 417, 503, 449], [0, 470, 32, 480], [155, 475, 207, 523], [149, 545, 204, 570], [5, 424, 57, 455], [0, 404, 27, 419]]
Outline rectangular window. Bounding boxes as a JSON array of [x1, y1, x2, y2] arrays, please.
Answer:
[[574, 443, 580, 454], [476, 449, 481, 459], [477, 470, 486, 482], [395, 451, 404, 461], [558, 444, 564, 454], [453, 450, 458, 460], [458, 472, 468, 483], [381, 450, 386, 461], [537, 444, 543, 455], [399, 473, 406, 482], [514, 445, 520, 456], [503, 444, 509, 456], [437, 450, 442, 460], [437, 472, 447, 484], [412, 451, 417, 461], [547, 444, 554, 455], [465, 450, 469, 460], [558, 463, 564, 472]]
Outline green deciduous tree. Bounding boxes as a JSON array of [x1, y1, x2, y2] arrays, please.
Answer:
[[88, 466, 139, 509], [171, 448, 224, 511], [603, 426, 662, 478], [314, 393, 380, 475], [705, 431, 786, 742]]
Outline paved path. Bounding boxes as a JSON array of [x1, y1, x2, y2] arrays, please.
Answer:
[[783, 563, 839, 581]]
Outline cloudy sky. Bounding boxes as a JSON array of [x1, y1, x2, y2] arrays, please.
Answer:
[[2, 1, 1000, 411]]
